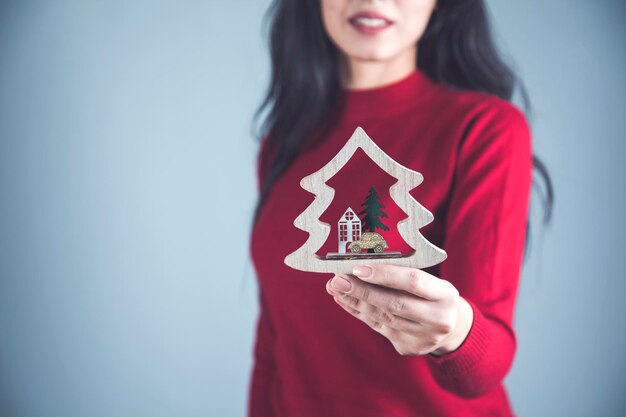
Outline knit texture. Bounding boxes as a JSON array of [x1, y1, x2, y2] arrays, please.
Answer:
[[248, 68, 532, 417]]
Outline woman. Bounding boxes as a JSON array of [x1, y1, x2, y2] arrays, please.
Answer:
[[248, 0, 553, 416]]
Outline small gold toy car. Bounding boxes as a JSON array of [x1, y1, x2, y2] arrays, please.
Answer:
[[348, 232, 388, 253]]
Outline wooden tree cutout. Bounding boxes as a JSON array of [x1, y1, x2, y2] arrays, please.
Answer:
[[284, 126, 447, 275]]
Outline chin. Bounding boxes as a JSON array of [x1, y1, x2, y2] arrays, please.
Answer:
[[346, 48, 397, 62], [340, 41, 395, 60]]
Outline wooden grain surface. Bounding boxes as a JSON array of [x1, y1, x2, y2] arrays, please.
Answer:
[[284, 126, 447, 275]]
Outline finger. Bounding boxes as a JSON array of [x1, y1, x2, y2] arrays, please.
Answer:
[[352, 264, 457, 301], [333, 297, 432, 356], [333, 295, 360, 315], [327, 274, 437, 324], [332, 296, 396, 336], [334, 293, 426, 335]]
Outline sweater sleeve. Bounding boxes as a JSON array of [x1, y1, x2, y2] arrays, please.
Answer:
[[248, 138, 278, 417], [247, 287, 278, 417], [424, 100, 533, 398]]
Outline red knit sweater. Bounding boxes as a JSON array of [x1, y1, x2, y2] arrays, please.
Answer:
[[248, 68, 532, 417]]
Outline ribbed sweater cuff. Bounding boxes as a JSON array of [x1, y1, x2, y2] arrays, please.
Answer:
[[425, 297, 491, 376]]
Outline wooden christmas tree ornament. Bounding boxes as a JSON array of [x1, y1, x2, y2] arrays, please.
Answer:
[[284, 126, 447, 275]]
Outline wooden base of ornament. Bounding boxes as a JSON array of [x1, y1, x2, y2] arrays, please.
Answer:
[[325, 251, 403, 260]]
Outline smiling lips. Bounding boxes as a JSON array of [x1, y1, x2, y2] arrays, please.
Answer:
[[348, 11, 394, 34]]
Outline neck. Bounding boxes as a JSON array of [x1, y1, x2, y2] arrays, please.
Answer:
[[339, 45, 418, 90]]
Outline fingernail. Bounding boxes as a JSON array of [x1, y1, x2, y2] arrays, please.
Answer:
[[353, 265, 372, 278], [331, 275, 352, 293]]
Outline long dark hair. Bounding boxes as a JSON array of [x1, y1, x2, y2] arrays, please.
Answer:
[[250, 0, 554, 261]]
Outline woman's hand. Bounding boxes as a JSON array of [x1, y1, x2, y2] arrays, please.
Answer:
[[326, 264, 474, 357]]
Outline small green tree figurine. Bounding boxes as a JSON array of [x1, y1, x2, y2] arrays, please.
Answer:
[[358, 186, 389, 252]]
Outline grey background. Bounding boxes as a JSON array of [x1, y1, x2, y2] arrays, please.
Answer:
[[0, 1, 624, 416]]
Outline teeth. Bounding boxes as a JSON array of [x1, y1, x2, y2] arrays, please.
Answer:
[[354, 17, 388, 27]]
